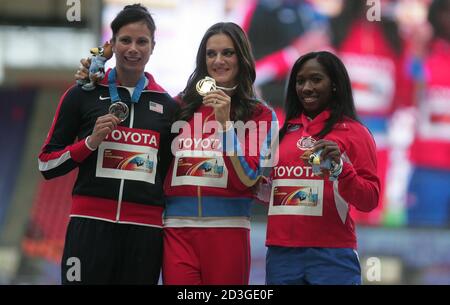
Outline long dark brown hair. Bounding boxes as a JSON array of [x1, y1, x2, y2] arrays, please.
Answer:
[[176, 22, 260, 122]]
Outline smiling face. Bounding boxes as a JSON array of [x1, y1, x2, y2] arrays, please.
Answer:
[[296, 58, 333, 119], [112, 21, 154, 79], [205, 33, 239, 88]]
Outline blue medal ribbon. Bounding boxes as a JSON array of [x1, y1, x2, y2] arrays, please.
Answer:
[[108, 68, 146, 103]]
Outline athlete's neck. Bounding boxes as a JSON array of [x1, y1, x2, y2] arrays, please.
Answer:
[[115, 67, 144, 87]]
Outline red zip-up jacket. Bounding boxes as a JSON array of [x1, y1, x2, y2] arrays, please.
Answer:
[[163, 100, 277, 229], [266, 110, 380, 249]]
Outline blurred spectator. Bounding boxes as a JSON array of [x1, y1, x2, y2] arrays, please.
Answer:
[[329, 0, 414, 226], [407, 0, 450, 226]]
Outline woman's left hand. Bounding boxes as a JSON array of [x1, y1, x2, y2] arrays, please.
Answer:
[[203, 90, 231, 130], [75, 58, 91, 81], [312, 139, 341, 164]]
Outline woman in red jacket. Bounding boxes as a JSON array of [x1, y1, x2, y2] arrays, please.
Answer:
[[163, 22, 276, 285], [264, 51, 380, 284]]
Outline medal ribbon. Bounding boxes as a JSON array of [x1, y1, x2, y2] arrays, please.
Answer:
[[108, 68, 146, 103]]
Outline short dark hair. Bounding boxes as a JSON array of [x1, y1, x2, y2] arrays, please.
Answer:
[[280, 51, 359, 140], [177, 22, 259, 122], [111, 4, 156, 43]]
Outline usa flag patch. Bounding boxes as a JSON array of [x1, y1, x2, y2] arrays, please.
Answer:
[[149, 101, 163, 114]]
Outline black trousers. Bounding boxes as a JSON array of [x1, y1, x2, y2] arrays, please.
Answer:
[[61, 217, 163, 285]]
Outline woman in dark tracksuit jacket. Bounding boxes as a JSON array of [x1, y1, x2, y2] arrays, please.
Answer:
[[38, 4, 178, 284]]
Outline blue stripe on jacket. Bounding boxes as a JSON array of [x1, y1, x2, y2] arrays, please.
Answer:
[[221, 108, 278, 182], [165, 196, 252, 217]]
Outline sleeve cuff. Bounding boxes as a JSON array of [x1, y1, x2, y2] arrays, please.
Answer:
[[85, 136, 96, 151], [70, 138, 96, 163], [337, 161, 353, 179]]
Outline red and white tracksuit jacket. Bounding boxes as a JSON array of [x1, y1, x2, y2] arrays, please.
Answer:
[[266, 110, 380, 249], [163, 101, 277, 229], [162, 100, 276, 284], [409, 38, 450, 170]]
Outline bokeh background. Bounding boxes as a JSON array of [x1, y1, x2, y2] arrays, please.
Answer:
[[1, 0, 449, 284]]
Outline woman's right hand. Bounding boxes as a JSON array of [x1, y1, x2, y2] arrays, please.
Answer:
[[75, 58, 91, 81], [87, 114, 121, 150]]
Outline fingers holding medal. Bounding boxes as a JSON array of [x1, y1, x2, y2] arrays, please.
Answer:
[[202, 90, 230, 108], [87, 113, 121, 150], [196, 76, 232, 129], [196, 76, 230, 108]]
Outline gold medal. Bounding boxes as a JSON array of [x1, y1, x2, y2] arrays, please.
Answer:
[[196, 76, 217, 96], [196, 76, 238, 96]]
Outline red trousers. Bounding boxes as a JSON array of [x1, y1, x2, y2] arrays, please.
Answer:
[[162, 227, 251, 285]]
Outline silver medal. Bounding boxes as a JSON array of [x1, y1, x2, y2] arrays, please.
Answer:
[[108, 101, 129, 122]]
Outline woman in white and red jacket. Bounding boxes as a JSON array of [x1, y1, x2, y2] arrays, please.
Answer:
[[162, 22, 277, 285], [264, 51, 380, 285]]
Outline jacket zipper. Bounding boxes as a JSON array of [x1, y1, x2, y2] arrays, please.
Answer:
[[197, 110, 215, 217], [116, 100, 135, 222], [116, 180, 125, 221]]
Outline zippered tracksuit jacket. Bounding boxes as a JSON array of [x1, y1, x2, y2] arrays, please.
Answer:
[[162, 99, 277, 284], [267, 110, 380, 248], [38, 69, 178, 284], [265, 110, 380, 284]]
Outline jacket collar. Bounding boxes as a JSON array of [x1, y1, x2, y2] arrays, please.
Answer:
[[288, 109, 331, 126], [287, 109, 331, 135]]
